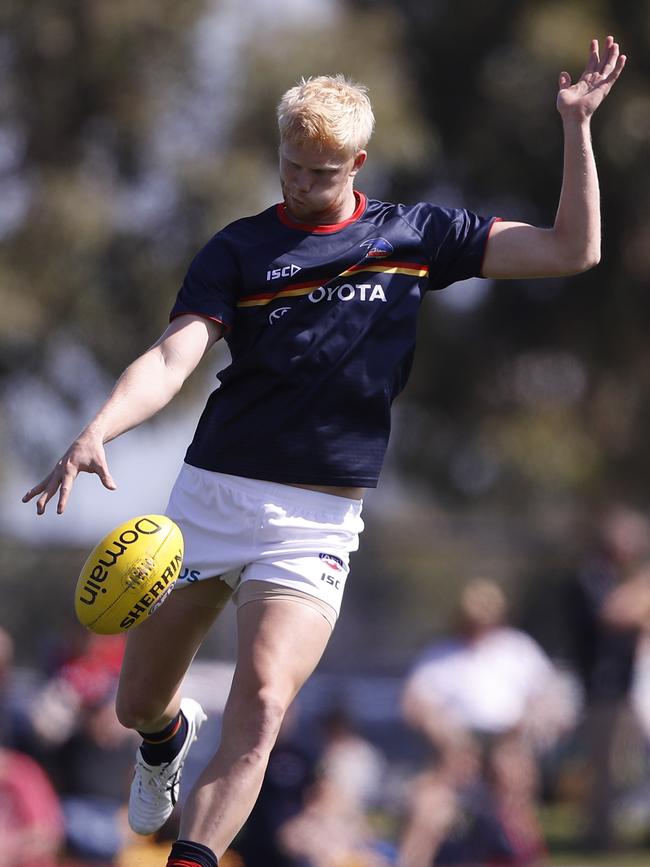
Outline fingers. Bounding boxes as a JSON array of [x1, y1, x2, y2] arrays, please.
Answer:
[[577, 35, 626, 100], [56, 462, 80, 513], [99, 468, 118, 491], [596, 36, 626, 94], [607, 52, 627, 84], [22, 479, 62, 515], [586, 38, 600, 73], [584, 36, 626, 82], [32, 473, 64, 516], [22, 482, 45, 503], [21, 429, 118, 515], [22, 461, 77, 516], [23, 456, 117, 515], [558, 71, 572, 90], [23, 474, 65, 516], [600, 35, 619, 77]]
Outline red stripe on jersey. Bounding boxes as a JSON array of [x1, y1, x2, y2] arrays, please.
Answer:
[[170, 310, 231, 331], [480, 216, 503, 277], [344, 260, 428, 273], [239, 260, 429, 304]]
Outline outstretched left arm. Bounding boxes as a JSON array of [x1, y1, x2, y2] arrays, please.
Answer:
[[482, 36, 627, 279]]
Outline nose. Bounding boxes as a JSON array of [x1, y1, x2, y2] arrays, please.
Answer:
[[294, 168, 312, 193]]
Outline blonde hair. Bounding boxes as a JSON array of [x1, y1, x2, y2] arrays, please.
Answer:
[[277, 74, 374, 155]]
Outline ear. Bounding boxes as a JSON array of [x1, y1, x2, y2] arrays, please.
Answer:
[[350, 150, 367, 176]]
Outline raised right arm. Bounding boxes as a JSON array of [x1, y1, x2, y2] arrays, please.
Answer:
[[23, 314, 223, 515]]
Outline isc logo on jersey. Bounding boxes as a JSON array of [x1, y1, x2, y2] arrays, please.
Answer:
[[267, 264, 301, 281]]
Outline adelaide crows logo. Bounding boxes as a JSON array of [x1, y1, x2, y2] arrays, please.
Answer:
[[360, 237, 394, 258]]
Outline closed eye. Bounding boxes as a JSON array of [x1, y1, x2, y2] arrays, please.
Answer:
[[288, 159, 335, 175]]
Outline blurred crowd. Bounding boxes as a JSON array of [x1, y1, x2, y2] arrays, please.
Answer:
[[3, 503, 650, 867]]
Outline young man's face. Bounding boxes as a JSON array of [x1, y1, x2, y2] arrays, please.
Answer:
[[279, 139, 366, 224]]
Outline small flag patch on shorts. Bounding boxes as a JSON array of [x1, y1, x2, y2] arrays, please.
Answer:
[[319, 553, 346, 572]]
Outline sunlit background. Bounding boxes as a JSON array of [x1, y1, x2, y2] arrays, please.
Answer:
[[2, 1, 650, 864]]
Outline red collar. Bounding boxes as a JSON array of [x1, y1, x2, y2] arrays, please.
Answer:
[[277, 191, 367, 234]]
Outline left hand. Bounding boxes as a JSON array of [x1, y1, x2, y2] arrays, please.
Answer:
[[557, 35, 626, 120]]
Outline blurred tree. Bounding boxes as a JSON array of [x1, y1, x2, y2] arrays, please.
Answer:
[[366, 0, 650, 507], [0, 0, 431, 469], [1, 0, 211, 468]]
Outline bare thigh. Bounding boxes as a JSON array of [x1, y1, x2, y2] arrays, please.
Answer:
[[116, 577, 233, 730], [178, 595, 334, 846], [223, 595, 333, 730]]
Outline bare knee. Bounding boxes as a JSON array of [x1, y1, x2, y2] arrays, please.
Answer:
[[248, 689, 287, 751], [225, 687, 287, 759], [115, 683, 176, 731], [257, 689, 287, 744]]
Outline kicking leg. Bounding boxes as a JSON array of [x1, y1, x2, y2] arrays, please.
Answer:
[[116, 576, 232, 730], [115, 577, 232, 836], [178, 595, 334, 860]]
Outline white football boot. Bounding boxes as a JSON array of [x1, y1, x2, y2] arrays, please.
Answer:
[[128, 697, 207, 835]]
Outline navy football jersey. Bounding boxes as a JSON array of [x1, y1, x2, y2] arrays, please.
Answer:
[[171, 192, 497, 487]]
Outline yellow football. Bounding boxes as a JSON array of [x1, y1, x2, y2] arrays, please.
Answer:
[[74, 515, 184, 634]]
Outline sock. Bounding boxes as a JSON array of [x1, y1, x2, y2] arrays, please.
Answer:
[[138, 710, 188, 766], [166, 839, 218, 867]]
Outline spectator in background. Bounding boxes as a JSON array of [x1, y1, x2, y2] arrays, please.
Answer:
[[278, 773, 394, 867], [317, 707, 387, 817], [399, 577, 573, 866], [397, 733, 516, 867], [25, 629, 133, 863], [57, 690, 138, 863], [0, 626, 19, 748], [486, 733, 549, 866], [28, 629, 125, 752], [568, 503, 650, 850], [631, 572, 650, 749], [0, 746, 65, 867], [401, 577, 574, 755], [232, 702, 318, 867], [277, 707, 393, 867], [0, 627, 65, 867]]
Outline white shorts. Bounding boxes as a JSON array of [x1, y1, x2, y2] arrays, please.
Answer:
[[165, 464, 364, 624]]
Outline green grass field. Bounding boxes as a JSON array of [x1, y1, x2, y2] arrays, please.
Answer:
[[551, 857, 650, 866], [539, 795, 650, 865]]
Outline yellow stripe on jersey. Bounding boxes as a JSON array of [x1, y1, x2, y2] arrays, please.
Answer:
[[340, 263, 429, 278], [237, 263, 429, 308]]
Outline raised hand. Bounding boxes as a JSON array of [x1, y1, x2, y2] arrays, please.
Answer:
[[557, 36, 626, 120], [22, 427, 116, 515]]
